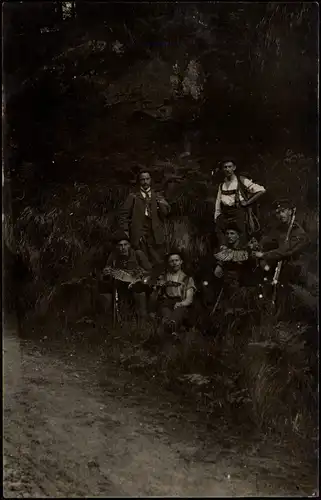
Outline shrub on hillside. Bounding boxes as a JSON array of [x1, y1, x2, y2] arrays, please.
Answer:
[[243, 321, 317, 438]]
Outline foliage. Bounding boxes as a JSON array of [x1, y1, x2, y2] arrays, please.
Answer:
[[244, 321, 317, 438], [5, 3, 318, 177], [9, 150, 317, 318], [4, 2, 318, 443], [9, 151, 318, 440]]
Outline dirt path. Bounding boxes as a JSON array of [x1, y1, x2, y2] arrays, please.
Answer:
[[3, 317, 317, 497]]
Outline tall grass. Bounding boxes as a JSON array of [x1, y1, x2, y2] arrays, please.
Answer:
[[244, 320, 318, 439], [8, 149, 318, 438]]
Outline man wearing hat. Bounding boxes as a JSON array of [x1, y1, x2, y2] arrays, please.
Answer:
[[118, 169, 171, 267], [101, 230, 152, 320], [213, 157, 266, 247], [213, 224, 262, 320], [253, 199, 309, 264], [253, 199, 309, 315], [214, 223, 250, 280]]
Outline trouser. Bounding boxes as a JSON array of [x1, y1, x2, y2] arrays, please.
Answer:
[[261, 262, 308, 320], [101, 286, 147, 320], [159, 297, 189, 331], [215, 207, 247, 246], [135, 217, 164, 269]]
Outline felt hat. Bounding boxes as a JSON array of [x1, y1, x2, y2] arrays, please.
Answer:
[[219, 156, 237, 168], [112, 230, 130, 244], [166, 248, 185, 261], [225, 223, 241, 233], [272, 198, 294, 210]]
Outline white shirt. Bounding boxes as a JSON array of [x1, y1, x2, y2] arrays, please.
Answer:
[[214, 176, 265, 220], [141, 188, 152, 217]]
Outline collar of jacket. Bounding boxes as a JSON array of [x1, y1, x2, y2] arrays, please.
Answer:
[[140, 188, 152, 198]]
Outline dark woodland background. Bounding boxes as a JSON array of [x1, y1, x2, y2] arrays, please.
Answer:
[[2, 2, 319, 444]]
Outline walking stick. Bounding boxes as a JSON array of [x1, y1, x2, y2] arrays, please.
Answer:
[[271, 207, 296, 309], [110, 258, 121, 327], [112, 280, 121, 327], [210, 287, 223, 316]]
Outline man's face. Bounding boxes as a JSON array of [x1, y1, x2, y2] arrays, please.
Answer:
[[168, 254, 182, 272], [139, 172, 151, 190], [276, 207, 291, 224], [116, 240, 131, 256], [222, 162, 236, 178], [226, 229, 240, 246]]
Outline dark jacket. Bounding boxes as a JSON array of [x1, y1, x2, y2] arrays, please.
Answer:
[[106, 248, 152, 272], [260, 221, 309, 262], [100, 249, 151, 294], [118, 190, 170, 248]]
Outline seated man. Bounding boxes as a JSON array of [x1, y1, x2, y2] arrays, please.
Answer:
[[213, 224, 261, 317], [214, 225, 251, 283], [152, 251, 196, 334], [253, 199, 310, 317], [100, 231, 152, 322], [253, 199, 309, 277]]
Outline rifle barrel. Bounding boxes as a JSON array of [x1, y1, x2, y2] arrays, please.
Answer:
[[271, 207, 296, 303]]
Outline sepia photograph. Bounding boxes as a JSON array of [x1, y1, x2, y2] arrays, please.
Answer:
[[2, 2, 319, 497]]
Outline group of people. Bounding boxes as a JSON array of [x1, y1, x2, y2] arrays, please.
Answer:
[[100, 157, 309, 335]]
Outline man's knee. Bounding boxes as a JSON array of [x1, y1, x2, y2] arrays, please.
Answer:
[[133, 292, 147, 314], [173, 307, 188, 326], [101, 293, 113, 311], [160, 306, 172, 321], [215, 215, 225, 230]]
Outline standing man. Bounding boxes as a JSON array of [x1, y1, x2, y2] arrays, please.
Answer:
[[118, 169, 171, 267], [213, 157, 266, 247]]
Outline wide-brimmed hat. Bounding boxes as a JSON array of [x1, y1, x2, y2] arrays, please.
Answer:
[[225, 223, 241, 233], [219, 156, 237, 168], [111, 230, 130, 244], [166, 248, 185, 261]]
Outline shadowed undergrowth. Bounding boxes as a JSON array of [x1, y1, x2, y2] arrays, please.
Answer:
[[5, 149, 318, 443]]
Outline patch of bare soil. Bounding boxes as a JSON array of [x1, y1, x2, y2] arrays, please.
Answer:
[[3, 318, 318, 497]]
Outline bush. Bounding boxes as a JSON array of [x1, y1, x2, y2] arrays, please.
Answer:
[[8, 149, 318, 441], [244, 321, 317, 438]]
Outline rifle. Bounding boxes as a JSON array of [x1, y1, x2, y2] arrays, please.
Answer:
[[271, 207, 296, 308], [210, 287, 223, 316], [112, 281, 121, 327], [109, 260, 121, 327]]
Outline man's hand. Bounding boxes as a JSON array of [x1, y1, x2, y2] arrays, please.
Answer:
[[214, 265, 224, 279], [157, 197, 169, 209], [253, 251, 264, 259], [259, 260, 270, 271], [248, 237, 259, 250], [240, 200, 248, 207], [174, 302, 184, 309]]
